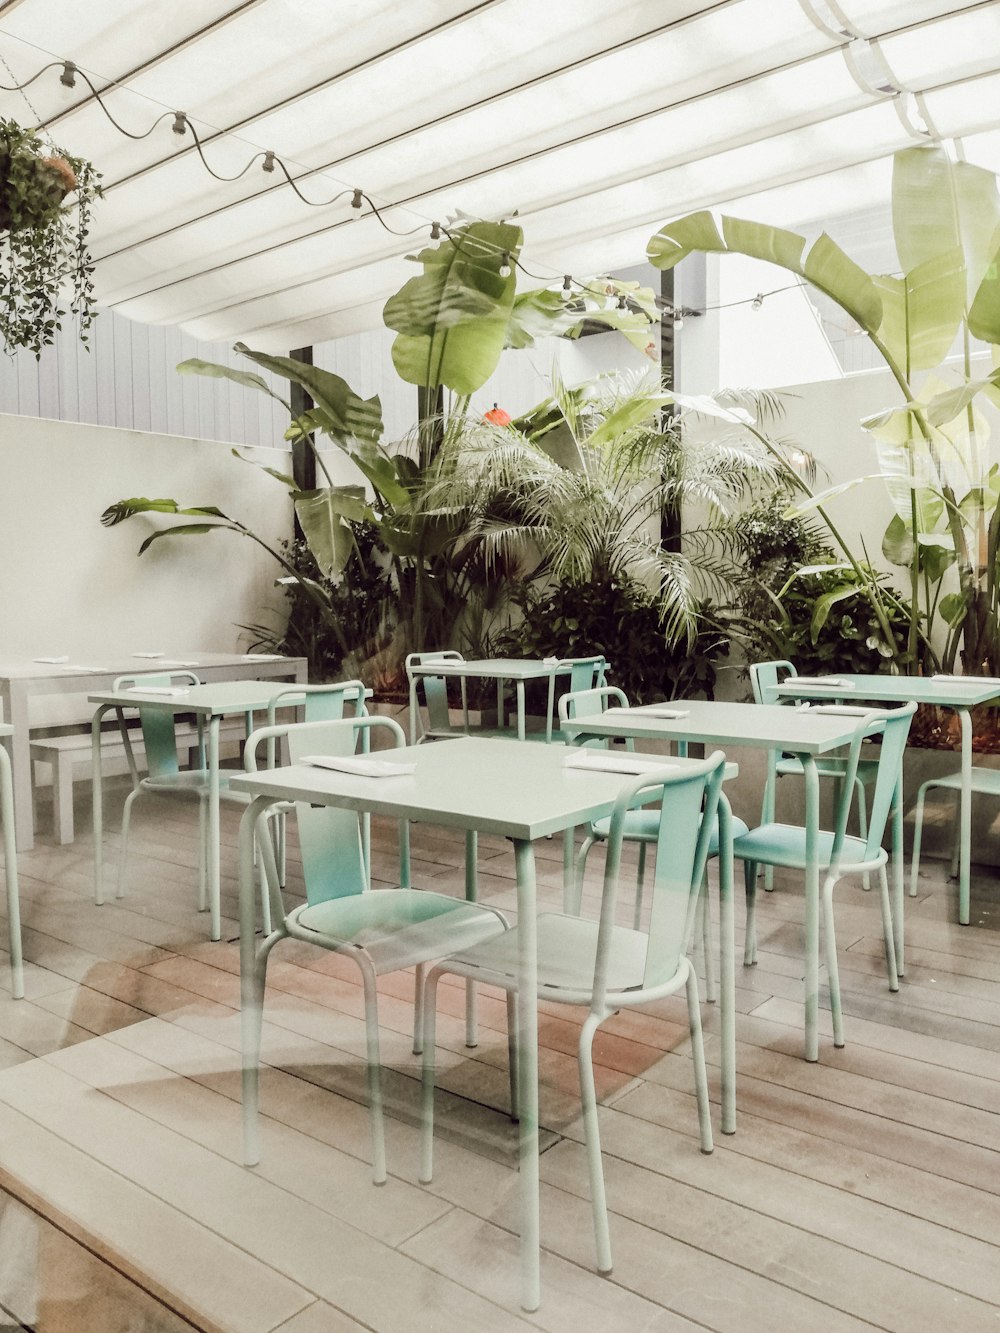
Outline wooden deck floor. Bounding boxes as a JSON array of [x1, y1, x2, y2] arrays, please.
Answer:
[[0, 779, 999, 1332]]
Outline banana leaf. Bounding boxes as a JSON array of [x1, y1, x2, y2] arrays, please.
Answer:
[[234, 344, 383, 445], [384, 220, 522, 394], [176, 359, 290, 412], [293, 485, 368, 579]]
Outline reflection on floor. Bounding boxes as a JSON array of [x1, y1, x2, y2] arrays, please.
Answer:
[[0, 778, 999, 1331], [0, 1187, 195, 1331]]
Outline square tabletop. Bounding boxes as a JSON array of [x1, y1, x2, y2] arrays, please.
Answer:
[[229, 734, 726, 840], [774, 674, 1000, 708], [561, 699, 868, 753], [89, 679, 307, 716], [406, 657, 562, 682]]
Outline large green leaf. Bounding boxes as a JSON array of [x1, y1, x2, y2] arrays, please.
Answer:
[[231, 448, 296, 488], [803, 234, 882, 334], [101, 497, 231, 527], [923, 370, 1000, 427], [383, 220, 522, 394], [176, 358, 290, 412], [892, 146, 962, 274], [720, 216, 805, 270], [646, 211, 725, 269], [137, 523, 229, 555], [954, 160, 1000, 300], [969, 232, 1000, 344], [810, 583, 861, 643], [293, 485, 368, 579], [235, 344, 383, 445], [882, 513, 913, 567], [904, 247, 966, 371]]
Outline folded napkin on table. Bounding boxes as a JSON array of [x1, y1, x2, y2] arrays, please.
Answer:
[[63, 665, 111, 673], [563, 750, 677, 775], [617, 705, 690, 720], [34, 656, 69, 663], [790, 677, 855, 688], [809, 704, 874, 717], [932, 673, 1000, 686], [299, 754, 416, 778], [132, 652, 164, 659], [242, 653, 284, 662], [126, 686, 190, 697]]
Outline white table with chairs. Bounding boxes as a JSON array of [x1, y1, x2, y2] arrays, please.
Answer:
[[231, 732, 733, 1313]]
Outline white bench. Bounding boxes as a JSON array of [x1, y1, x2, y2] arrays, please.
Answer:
[[30, 719, 247, 845]]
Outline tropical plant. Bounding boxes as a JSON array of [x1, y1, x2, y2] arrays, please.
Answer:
[[648, 144, 1000, 676], [0, 117, 102, 356]]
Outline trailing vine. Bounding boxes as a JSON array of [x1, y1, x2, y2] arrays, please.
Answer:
[[0, 117, 102, 357]]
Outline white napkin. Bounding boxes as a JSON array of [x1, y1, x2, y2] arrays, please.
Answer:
[[542, 656, 561, 666], [63, 664, 111, 673], [792, 676, 854, 688], [563, 750, 677, 775], [126, 686, 190, 697], [933, 673, 1000, 686], [34, 655, 69, 663], [132, 652, 164, 659], [617, 705, 690, 720], [300, 754, 416, 777], [242, 653, 284, 662]]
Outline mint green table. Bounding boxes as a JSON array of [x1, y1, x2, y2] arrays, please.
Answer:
[[0, 724, 23, 999], [562, 699, 880, 1064], [407, 657, 565, 742], [230, 734, 731, 1312], [89, 678, 307, 942], [776, 674, 999, 925]]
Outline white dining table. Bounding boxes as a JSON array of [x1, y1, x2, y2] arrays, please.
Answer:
[[0, 651, 305, 849], [230, 734, 735, 1312], [89, 675, 307, 941], [406, 656, 567, 742], [561, 698, 892, 1062]]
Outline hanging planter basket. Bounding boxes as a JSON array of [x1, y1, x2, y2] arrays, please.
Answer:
[[0, 117, 102, 356]]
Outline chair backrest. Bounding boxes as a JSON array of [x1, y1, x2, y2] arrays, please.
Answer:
[[405, 651, 464, 741], [113, 672, 201, 780], [245, 714, 407, 910], [266, 680, 369, 725], [828, 702, 917, 863], [750, 659, 796, 706], [595, 752, 725, 1000], [562, 655, 610, 693], [558, 685, 629, 726]]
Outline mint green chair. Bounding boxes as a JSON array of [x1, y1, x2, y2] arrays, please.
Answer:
[[405, 651, 469, 745], [734, 701, 916, 1059], [910, 767, 1000, 897], [538, 654, 610, 742], [418, 751, 726, 1274], [751, 660, 879, 891], [243, 713, 509, 1184], [114, 672, 249, 918]]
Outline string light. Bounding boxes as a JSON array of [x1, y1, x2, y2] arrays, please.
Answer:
[[0, 53, 811, 331]]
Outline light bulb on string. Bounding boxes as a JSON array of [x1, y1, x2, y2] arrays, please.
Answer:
[[751, 292, 764, 310], [499, 251, 511, 277]]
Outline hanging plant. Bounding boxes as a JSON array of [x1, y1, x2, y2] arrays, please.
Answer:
[[0, 117, 102, 357]]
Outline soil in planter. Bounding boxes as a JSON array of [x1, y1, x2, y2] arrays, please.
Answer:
[[909, 702, 1000, 753]]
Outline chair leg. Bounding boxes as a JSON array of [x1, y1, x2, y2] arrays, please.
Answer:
[[116, 787, 141, 900], [412, 963, 425, 1055], [419, 964, 443, 1183], [910, 780, 931, 897], [506, 989, 519, 1122], [568, 833, 597, 915], [855, 780, 871, 892], [242, 943, 271, 1166], [762, 757, 776, 892], [820, 872, 845, 1048], [632, 843, 648, 930], [950, 786, 962, 880], [578, 1010, 613, 1275], [357, 956, 387, 1185], [875, 863, 900, 994], [742, 859, 758, 966], [685, 966, 714, 1155], [699, 883, 717, 1003]]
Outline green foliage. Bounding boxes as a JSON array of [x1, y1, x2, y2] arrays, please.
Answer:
[[497, 579, 729, 704], [0, 118, 102, 357]]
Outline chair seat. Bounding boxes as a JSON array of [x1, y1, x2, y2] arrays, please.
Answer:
[[592, 810, 749, 852], [733, 822, 885, 872], [776, 755, 880, 782], [142, 769, 249, 800], [288, 889, 506, 975], [917, 766, 1000, 795], [436, 911, 650, 999]]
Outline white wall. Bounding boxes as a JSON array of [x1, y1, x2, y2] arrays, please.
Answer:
[[0, 413, 292, 723]]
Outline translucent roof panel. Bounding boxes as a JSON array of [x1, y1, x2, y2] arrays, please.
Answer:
[[1, 0, 998, 348]]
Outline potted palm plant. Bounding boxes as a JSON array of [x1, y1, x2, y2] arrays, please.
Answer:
[[0, 117, 102, 356]]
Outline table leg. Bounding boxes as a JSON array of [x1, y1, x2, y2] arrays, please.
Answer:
[[958, 707, 972, 926], [92, 704, 113, 906], [515, 681, 526, 742], [240, 796, 271, 1167], [717, 796, 736, 1133], [803, 756, 820, 1062], [4, 684, 33, 851], [0, 745, 24, 999], [209, 716, 222, 941], [464, 829, 478, 1045], [512, 838, 540, 1312]]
